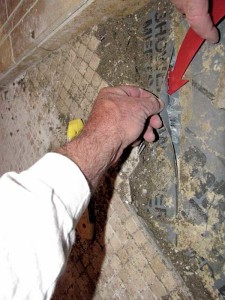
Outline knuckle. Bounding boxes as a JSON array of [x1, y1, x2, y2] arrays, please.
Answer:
[[99, 87, 109, 95], [148, 96, 160, 111], [186, 15, 201, 30]]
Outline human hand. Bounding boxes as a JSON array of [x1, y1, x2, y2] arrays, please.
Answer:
[[85, 85, 164, 150], [171, 0, 219, 43], [58, 86, 164, 190]]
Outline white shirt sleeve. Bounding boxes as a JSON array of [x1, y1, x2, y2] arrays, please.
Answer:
[[0, 153, 91, 300]]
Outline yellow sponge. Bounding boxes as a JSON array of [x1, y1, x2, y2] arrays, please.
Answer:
[[67, 119, 84, 142]]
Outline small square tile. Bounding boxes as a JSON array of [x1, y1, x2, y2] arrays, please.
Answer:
[[89, 53, 100, 70], [79, 60, 88, 76], [88, 35, 100, 51], [63, 76, 72, 91], [92, 72, 102, 88], [83, 48, 93, 64], [77, 43, 87, 58], [84, 67, 94, 83]]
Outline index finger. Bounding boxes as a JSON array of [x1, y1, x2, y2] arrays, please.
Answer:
[[100, 85, 153, 98], [99, 85, 164, 111], [119, 85, 155, 98]]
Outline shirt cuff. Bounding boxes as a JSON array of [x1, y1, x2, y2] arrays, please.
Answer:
[[25, 152, 91, 221]]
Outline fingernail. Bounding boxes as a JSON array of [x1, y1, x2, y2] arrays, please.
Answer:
[[209, 36, 219, 44], [209, 29, 220, 44], [157, 98, 165, 111]]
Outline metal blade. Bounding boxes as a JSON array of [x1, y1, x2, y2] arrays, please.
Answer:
[[158, 44, 179, 216]]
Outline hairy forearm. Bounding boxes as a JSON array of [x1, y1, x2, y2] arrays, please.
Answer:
[[57, 127, 122, 191]]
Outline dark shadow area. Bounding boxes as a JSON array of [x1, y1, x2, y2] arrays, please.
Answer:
[[52, 148, 131, 300]]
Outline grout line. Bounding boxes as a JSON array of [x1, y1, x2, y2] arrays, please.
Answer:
[[4, 0, 8, 18], [9, 34, 16, 64]]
